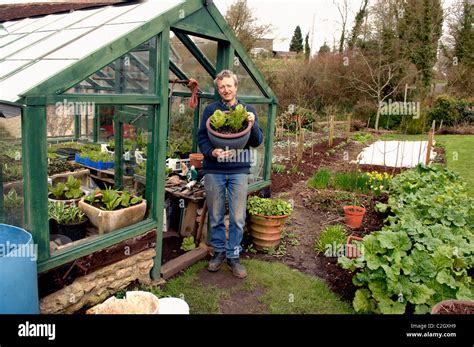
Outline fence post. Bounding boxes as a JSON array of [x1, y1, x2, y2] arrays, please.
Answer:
[[346, 113, 352, 138], [328, 115, 334, 147], [425, 120, 436, 165]]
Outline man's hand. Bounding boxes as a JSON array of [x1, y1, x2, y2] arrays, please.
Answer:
[[247, 112, 255, 123], [212, 148, 233, 159]]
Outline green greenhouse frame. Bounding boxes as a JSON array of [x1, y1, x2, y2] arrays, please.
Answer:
[[0, 0, 277, 279]]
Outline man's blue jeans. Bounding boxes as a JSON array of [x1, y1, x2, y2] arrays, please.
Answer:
[[204, 173, 248, 259]]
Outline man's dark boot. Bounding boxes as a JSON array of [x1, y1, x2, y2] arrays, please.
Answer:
[[208, 251, 226, 272], [227, 258, 247, 279]]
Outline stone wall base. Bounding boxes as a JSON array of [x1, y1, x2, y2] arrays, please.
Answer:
[[40, 248, 156, 314]]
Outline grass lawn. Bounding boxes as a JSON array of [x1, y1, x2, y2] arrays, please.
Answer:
[[380, 134, 474, 196], [141, 259, 354, 314]]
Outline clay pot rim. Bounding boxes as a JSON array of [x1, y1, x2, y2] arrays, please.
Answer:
[[343, 205, 366, 215], [251, 213, 290, 219], [206, 117, 253, 139], [431, 299, 474, 314]]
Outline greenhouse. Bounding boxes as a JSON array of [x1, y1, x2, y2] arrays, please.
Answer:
[[0, 0, 276, 312]]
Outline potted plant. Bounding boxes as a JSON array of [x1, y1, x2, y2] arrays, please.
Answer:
[[75, 149, 114, 170], [343, 197, 366, 229], [48, 175, 85, 205], [78, 187, 146, 234], [48, 201, 88, 242], [246, 196, 293, 250], [206, 104, 253, 149]]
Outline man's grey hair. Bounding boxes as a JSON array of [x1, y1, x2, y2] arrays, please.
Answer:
[[214, 70, 238, 87]]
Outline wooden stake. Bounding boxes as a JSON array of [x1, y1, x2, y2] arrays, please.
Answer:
[[328, 115, 334, 147], [425, 120, 435, 165], [346, 113, 352, 138]]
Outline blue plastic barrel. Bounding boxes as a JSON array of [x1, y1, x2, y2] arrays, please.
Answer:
[[0, 224, 39, 314]]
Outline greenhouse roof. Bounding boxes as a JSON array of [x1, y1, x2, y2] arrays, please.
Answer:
[[0, 0, 184, 103]]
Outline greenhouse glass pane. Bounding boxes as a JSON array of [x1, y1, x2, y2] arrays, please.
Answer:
[[65, 37, 155, 95], [108, 0, 183, 24], [0, 31, 52, 59], [47, 105, 152, 254], [36, 8, 104, 32], [233, 58, 265, 97], [45, 23, 140, 60], [9, 28, 90, 60], [170, 33, 214, 94], [70, 5, 138, 29], [1, 60, 75, 102], [1, 126, 24, 228]]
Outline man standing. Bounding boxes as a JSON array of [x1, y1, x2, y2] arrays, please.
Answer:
[[198, 70, 263, 278]]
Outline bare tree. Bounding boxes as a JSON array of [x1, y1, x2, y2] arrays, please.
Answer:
[[334, 0, 350, 53], [345, 49, 406, 130], [225, 0, 273, 52]]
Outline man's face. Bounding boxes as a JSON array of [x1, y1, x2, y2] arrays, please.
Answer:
[[216, 76, 237, 103]]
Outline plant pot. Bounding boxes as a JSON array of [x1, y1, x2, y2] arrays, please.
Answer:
[[189, 153, 204, 169], [48, 192, 85, 207], [206, 117, 253, 150], [49, 218, 88, 242], [343, 205, 366, 229], [78, 199, 147, 234], [248, 214, 289, 250], [431, 300, 474, 314], [346, 235, 363, 258]]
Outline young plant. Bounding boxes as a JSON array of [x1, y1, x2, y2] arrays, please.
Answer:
[[209, 104, 249, 132], [313, 224, 347, 255], [48, 176, 83, 199], [272, 164, 286, 174], [308, 168, 331, 189], [48, 201, 86, 225], [3, 188, 23, 208], [83, 187, 143, 211], [210, 110, 227, 129], [247, 196, 293, 216], [180, 236, 196, 251], [226, 104, 248, 132]]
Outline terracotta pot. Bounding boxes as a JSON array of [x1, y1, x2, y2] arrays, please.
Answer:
[[249, 214, 289, 250], [189, 153, 204, 169], [206, 117, 253, 150], [431, 300, 474, 314], [346, 235, 363, 258], [343, 205, 366, 229]]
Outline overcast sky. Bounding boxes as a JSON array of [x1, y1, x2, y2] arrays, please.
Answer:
[[214, 0, 458, 55], [1, 0, 458, 55]]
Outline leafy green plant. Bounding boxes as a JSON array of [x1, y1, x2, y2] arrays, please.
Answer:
[[209, 104, 249, 133], [3, 188, 23, 208], [78, 149, 113, 162], [308, 168, 331, 189], [226, 104, 248, 132], [313, 224, 347, 255], [48, 176, 83, 200], [180, 236, 196, 251], [83, 187, 143, 211], [48, 201, 86, 225], [210, 110, 227, 129], [352, 132, 374, 144], [247, 196, 293, 216], [339, 165, 474, 314]]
